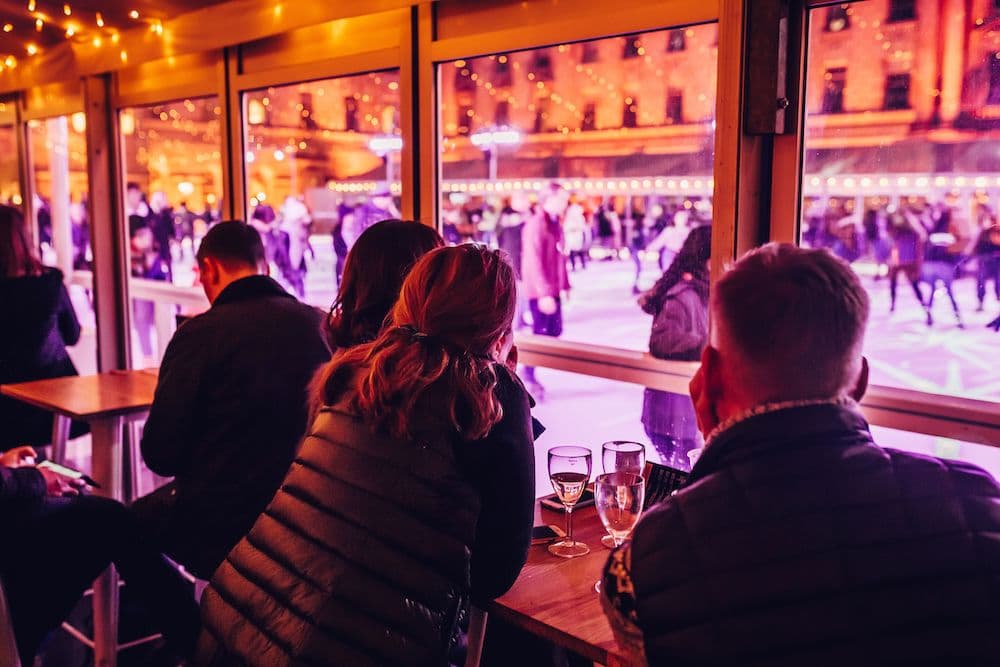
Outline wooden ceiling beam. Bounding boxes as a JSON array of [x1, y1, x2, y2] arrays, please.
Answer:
[[0, 0, 428, 93]]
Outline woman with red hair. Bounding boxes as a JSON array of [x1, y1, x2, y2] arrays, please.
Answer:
[[200, 244, 537, 667]]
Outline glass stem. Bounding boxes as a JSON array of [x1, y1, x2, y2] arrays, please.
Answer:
[[566, 506, 574, 544]]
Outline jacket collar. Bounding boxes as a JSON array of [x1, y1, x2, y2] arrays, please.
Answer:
[[213, 275, 292, 308], [686, 400, 874, 485]]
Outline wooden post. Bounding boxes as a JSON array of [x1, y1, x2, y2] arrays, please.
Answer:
[[83, 75, 130, 372]]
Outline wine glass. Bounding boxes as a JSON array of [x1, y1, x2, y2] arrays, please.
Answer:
[[600, 441, 645, 547], [547, 445, 593, 558], [595, 472, 645, 549]]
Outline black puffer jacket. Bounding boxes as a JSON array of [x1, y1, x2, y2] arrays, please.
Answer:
[[0, 268, 87, 450], [620, 403, 1000, 666], [197, 367, 535, 667]]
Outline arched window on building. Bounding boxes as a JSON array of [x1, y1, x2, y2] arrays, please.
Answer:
[[667, 29, 686, 52], [821, 67, 847, 114], [884, 73, 911, 110], [533, 49, 554, 80], [888, 0, 916, 23], [825, 5, 851, 32], [582, 102, 597, 130], [666, 89, 683, 124], [623, 96, 638, 128], [623, 34, 641, 59]]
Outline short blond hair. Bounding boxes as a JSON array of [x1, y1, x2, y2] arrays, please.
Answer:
[[712, 243, 870, 400]]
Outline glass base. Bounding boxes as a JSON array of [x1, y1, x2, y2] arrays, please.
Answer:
[[601, 534, 617, 549], [548, 539, 590, 558]]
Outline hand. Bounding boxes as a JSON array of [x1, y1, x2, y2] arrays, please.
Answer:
[[0, 446, 37, 468], [537, 296, 558, 315], [38, 467, 86, 497]]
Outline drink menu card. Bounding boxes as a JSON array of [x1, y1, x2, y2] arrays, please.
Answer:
[[642, 461, 689, 510]]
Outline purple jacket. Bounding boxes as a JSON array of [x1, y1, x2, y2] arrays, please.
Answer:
[[615, 403, 1000, 666], [520, 212, 569, 300]]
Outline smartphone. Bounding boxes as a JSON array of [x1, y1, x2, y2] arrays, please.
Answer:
[[37, 461, 101, 488], [539, 488, 595, 513], [530, 524, 566, 545]]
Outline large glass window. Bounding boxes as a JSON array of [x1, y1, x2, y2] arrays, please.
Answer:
[[119, 97, 223, 366], [242, 70, 402, 309], [802, 0, 1000, 404], [27, 114, 95, 374], [525, 368, 700, 492], [438, 25, 718, 355], [0, 124, 20, 206]]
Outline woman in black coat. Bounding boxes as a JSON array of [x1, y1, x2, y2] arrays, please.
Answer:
[[0, 205, 88, 451], [198, 245, 536, 667]]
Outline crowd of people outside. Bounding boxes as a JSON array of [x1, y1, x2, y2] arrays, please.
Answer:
[[2, 197, 998, 665], [804, 195, 1000, 330]]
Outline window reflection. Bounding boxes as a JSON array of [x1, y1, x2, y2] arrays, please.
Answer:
[[0, 124, 20, 206], [27, 114, 95, 374], [525, 367, 700, 492], [802, 0, 1000, 403], [119, 97, 223, 366], [439, 25, 718, 353], [242, 70, 402, 308]]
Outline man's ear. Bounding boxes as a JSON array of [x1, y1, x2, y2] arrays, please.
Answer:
[[199, 257, 219, 285], [850, 356, 869, 403]]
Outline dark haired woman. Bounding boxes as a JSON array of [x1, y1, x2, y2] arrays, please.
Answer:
[[639, 224, 712, 470], [199, 245, 536, 667], [323, 218, 443, 350], [0, 205, 88, 451]]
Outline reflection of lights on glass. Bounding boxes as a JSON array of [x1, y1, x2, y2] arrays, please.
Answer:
[[206, 193, 217, 204], [70, 112, 86, 133], [119, 111, 135, 135], [368, 135, 403, 154], [178, 181, 195, 196], [247, 99, 266, 125], [249, 197, 259, 207], [129, 9, 139, 19], [96, 12, 104, 27], [2, 23, 11, 32], [12, 194, 23, 206], [92, 36, 101, 47], [256, 192, 266, 202], [470, 127, 522, 148], [273, 149, 285, 161]]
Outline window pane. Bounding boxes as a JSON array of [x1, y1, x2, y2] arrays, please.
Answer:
[[438, 25, 718, 354], [524, 367, 701, 493], [27, 114, 95, 375], [0, 124, 20, 206], [119, 97, 223, 367], [802, 0, 1000, 403], [870, 426, 1000, 481], [243, 70, 402, 309]]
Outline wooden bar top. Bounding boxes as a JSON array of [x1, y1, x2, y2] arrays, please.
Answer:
[[488, 502, 629, 666], [0, 369, 158, 420]]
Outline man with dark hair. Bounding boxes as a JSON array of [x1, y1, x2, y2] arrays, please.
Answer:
[[132, 221, 330, 579], [601, 243, 1000, 666]]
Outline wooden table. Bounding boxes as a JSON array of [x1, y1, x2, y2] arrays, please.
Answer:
[[488, 502, 631, 666], [1, 369, 158, 667]]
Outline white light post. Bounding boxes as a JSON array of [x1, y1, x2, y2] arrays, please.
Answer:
[[470, 126, 522, 181]]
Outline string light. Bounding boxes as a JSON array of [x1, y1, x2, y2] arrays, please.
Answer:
[[2, 24, 11, 32], [129, 9, 139, 19], [65, 24, 77, 37], [27, 0, 35, 12], [26, 43, 38, 55], [35, 18, 42, 31], [95, 12, 104, 27], [63, 4, 71, 16]]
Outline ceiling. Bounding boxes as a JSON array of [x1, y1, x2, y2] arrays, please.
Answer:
[[0, 0, 229, 57]]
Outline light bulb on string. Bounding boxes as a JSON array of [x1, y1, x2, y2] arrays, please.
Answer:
[[63, 4, 71, 16], [26, 43, 38, 55], [96, 12, 104, 27], [35, 18, 42, 31], [129, 9, 139, 19], [27, 0, 36, 12], [2, 24, 11, 33]]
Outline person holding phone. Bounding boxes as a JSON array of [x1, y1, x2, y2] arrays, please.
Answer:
[[0, 446, 199, 662]]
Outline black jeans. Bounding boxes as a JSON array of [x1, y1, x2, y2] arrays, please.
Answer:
[[0, 495, 199, 661]]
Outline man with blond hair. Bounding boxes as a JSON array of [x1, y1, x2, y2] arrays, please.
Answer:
[[602, 243, 1000, 666]]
